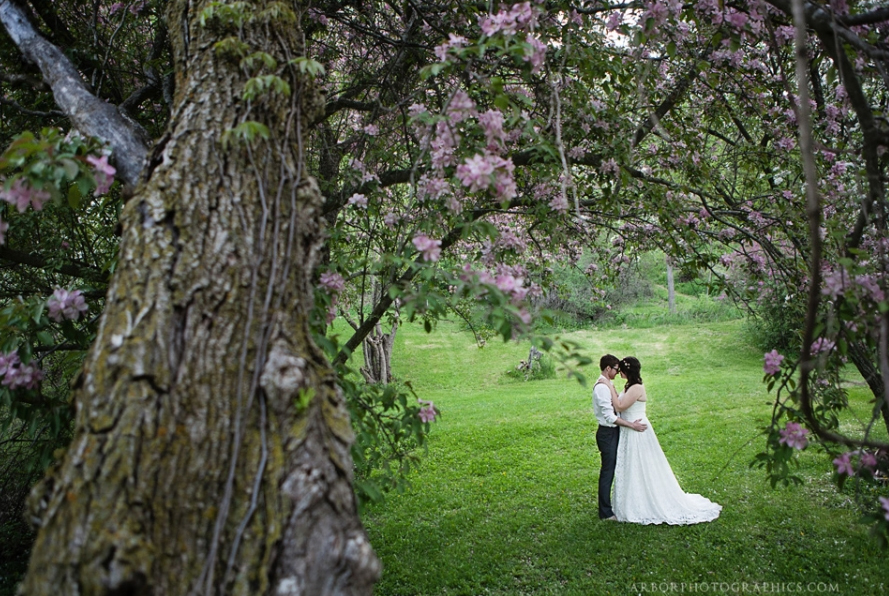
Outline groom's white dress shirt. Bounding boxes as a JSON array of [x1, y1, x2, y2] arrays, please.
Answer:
[[593, 378, 619, 427]]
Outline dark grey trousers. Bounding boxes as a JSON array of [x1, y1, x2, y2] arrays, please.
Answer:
[[596, 424, 620, 519]]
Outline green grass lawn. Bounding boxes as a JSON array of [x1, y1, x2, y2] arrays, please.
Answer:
[[360, 318, 889, 596]]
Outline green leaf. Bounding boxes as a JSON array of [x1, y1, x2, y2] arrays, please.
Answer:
[[288, 57, 326, 77], [60, 158, 80, 180], [67, 184, 83, 209]]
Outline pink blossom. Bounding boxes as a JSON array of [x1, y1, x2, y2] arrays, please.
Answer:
[[109, 2, 125, 14], [523, 35, 547, 74], [763, 349, 784, 375], [434, 33, 468, 62], [319, 271, 345, 295], [495, 273, 519, 293], [725, 11, 749, 29], [643, 1, 669, 29], [307, 8, 329, 25], [408, 103, 427, 118], [347, 193, 368, 209], [456, 154, 495, 192], [605, 12, 622, 31], [412, 234, 442, 262], [860, 451, 877, 469], [0, 351, 20, 376], [477, 2, 536, 37], [810, 337, 835, 354], [879, 496, 889, 521], [600, 158, 620, 176], [47, 288, 88, 322], [477, 109, 507, 149], [822, 269, 849, 299], [834, 452, 855, 476], [418, 175, 450, 201], [1, 179, 50, 212], [363, 124, 379, 136], [0, 352, 43, 390], [492, 160, 517, 201], [778, 421, 809, 450], [418, 399, 437, 423], [549, 193, 569, 213], [446, 90, 476, 123], [87, 154, 116, 195], [854, 274, 885, 302]]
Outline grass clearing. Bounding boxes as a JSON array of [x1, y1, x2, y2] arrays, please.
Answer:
[[361, 319, 889, 595]]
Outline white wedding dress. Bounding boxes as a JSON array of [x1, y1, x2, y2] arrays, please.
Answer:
[[613, 399, 721, 525]]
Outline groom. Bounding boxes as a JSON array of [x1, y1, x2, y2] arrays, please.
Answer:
[[593, 354, 647, 520]]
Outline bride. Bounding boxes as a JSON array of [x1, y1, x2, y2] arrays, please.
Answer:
[[609, 356, 721, 525]]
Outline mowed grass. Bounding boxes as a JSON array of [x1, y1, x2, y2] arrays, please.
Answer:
[[360, 319, 889, 596]]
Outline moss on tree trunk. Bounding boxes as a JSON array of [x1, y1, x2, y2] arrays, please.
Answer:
[[21, 2, 380, 594]]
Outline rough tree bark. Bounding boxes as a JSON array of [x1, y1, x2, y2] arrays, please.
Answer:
[[359, 282, 397, 385], [9, 1, 380, 594]]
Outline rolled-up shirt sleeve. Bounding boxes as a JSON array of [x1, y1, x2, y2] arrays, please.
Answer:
[[593, 382, 618, 426]]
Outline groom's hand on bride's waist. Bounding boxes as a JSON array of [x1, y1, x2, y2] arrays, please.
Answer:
[[628, 419, 647, 432]]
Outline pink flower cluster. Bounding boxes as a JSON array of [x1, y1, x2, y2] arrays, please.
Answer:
[[778, 421, 809, 450], [0, 351, 43, 390], [455, 153, 516, 201], [821, 268, 849, 299], [833, 452, 854, 476], [477, 109, 507, 150], [1, 178, 50, 213], [833, 450, 879, 477], [434, 33, 468, 62], [523, 35, 547, 74], [477, 2, 537, 37], [319, 271, 346, 296], [418, 399, 437, 423], [87, 154, 116, 195], [447, 90, 477, 123], [763, 349, 784, 375], [810, 337, 835, 354], [347, 193, 368, 209], [412, 234, 442, 262], [47, 288, 88, 322], [318, 270, 346, 324]]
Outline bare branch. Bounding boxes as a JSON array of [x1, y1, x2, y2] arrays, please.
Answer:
[[0, 68, 47, 90], [0, 0, 149, 188], [840, 7, 889, 27], [0, 95, 64, 117], [0, 245, 109, 282]]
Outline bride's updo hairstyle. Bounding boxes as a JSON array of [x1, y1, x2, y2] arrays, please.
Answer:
[[619, 356, 643, 390]]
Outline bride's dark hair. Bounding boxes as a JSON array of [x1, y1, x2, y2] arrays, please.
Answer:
[[619, 356, 643, 389]]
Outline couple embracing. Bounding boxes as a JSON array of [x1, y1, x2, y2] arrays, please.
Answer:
[[593, 354, 722, 525]]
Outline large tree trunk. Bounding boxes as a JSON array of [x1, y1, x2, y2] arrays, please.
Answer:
[[21, 2, 379, 594]]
